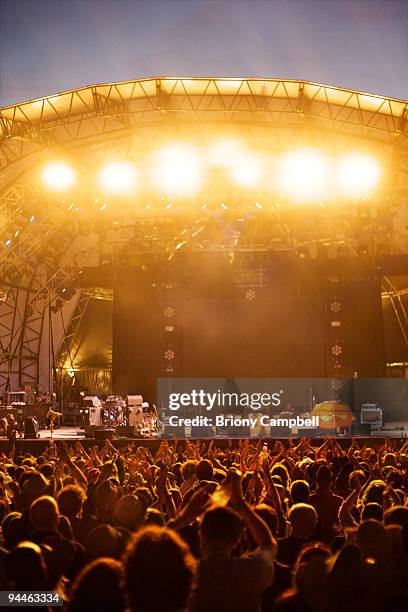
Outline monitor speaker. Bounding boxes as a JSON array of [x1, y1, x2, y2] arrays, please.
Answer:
[[94, 428, 116, 441], [24, 416, 39, 439], [116, 425, 135, 437]]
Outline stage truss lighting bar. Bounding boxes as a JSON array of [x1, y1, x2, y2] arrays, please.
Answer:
[[337, 154, 381, 197], [151, 144, 203, 195], [99, 161, 137, 195], [42, 162, 75, 191]]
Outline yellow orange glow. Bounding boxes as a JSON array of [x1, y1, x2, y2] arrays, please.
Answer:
[[337, 154, 381, 196], [42, 162, 75, 190], [278, 149, 329, 201], [207, 138, 245, 167], [209, 139, 264, 187], [99, 161, 137, 194], [40, 144, 384, 203], [151, 144, 202, 194], [230, 155, 263, 187]]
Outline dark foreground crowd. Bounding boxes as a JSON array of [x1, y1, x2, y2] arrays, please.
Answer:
[[1, 437, 408, 611]]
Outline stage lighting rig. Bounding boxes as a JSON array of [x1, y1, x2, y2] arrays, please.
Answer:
[[337, 154, 381, 197], [99, 161, 137, 195], [42, 162, 75, 191], [151, 144, 202, 195], [5, 265, 20, 285], [278, 149, 329, 202], [230, 154, 263, 188], [50, 298, 64, 313]]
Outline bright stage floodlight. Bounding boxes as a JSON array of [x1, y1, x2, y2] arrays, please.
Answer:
[[42, 162, 75, 191], [337, 154, 381, 197], [208, 139, 263, 187], [99, 161, 137, 195], [151, 144, 202, 195], [230, 154, 263, 188], [277, 149, 329, 201]]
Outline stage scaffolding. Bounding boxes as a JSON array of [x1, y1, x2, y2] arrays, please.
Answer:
[[0, 77, 407, 392]]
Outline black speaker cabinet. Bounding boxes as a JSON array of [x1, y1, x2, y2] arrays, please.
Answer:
[[94, 428, 116, 441], [24, 416, 40, 439]]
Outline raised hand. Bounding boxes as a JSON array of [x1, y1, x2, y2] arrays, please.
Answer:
[[227, 469, 244, 505]]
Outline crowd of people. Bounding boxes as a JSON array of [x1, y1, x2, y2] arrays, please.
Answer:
[[0, 436, 407, 611]]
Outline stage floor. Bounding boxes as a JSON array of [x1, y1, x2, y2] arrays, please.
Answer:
[[0, 425, 406, 455], [38, 426, 85, 440], [32, 422, 408, 440], [1, 421, 407, 447]]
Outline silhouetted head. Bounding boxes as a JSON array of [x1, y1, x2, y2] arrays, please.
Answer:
[[123, 526, 196, 611], [6, 542, 47, 590], [291, 480, 310, 504], [200, 505, 242, 553], [30, 495, 59, 533], [196, 459, 213, 481], [289, 503, 317, 539], [67, 557, 125, 612], [316, 465, 333, 489]]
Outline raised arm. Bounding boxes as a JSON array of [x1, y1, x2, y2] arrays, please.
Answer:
[[59, 442, 88, 488], [338, 471, 363, 529], [261, 457, 286, 537], [230, 470, 277, 554]]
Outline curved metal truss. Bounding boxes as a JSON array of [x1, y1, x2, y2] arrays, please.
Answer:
[[0, 77, 407, 392], [1, 78, 407, 158]]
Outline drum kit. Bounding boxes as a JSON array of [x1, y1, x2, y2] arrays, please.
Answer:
[[103, 396, 127, 428], [101, 396, 158, 436], [127, 397, 158, 437]]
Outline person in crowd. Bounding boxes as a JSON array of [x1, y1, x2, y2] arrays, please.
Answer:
[[309, 465, 343, 544], [5, 541, 48, 591], [277, 503, 317, 566], [123, 525, 196, 611], [67, 557, 125, 612], [195, 470, 277, 612], [290, 480, 310, 505], [57, 484, 86, 542], [272, 543, 331, 612]]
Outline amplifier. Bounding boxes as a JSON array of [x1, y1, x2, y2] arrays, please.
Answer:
[[361, 403, 382, 427]]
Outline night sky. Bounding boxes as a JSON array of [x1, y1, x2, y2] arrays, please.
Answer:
[[0, 0, 407, 107]]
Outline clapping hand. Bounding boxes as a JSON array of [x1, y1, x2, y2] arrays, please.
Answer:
[[182, 483, 213, 522]]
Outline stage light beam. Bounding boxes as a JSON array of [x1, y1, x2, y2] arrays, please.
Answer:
[[207, 138, 244, 168], [42, 162, 75, 191], [337, 154, 381, 196], [99, 161, 137, 195], [230, 154, 263, 188], [208, 139, 263, 187], [152, 145, 202, 195], [278, 149, 329, 202]]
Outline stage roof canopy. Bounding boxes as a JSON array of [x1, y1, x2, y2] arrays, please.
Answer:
[[1, 77, 408, 181]]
